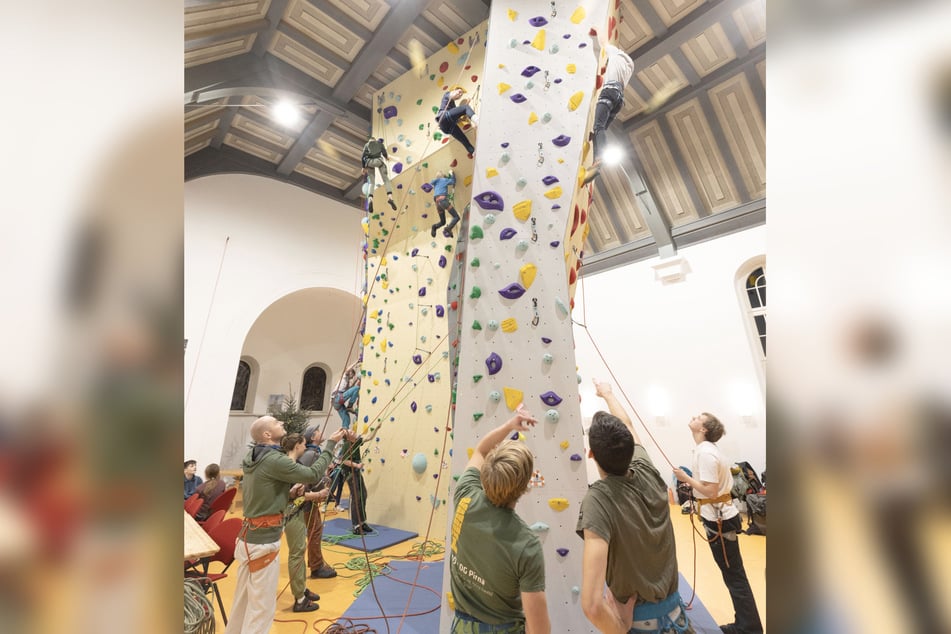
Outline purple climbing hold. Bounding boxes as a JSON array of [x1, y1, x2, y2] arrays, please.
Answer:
[[413, 354, 423, 364], [428, 374, 435, 383], [563, 34, 572, 39], [500, 227, 518, 240], [549, 241, 560, 248], [501, 142, 510, 148], [421, 182, 434, 193], [485, 352, 503, 375], [510, 94, 527, 104], [540, 391, 563, 406], [392, 162, 404, 174], [411, 401, 418, 413], [528, 16, 549, 27], [436, 305, 445, 317], [498, 283, 526, 300], [551, 204, 561, 210], [552, 135, 571, 147], [554, 78, 563, 84], [556, 548, 569, 557], [418, 287, 426, 297], [579, 42, 587, 48], [383, 106, 398, 119], [570, 453, 583, 461], [521, 65, 541, 77], [542, 175, 560, 186], [474, 191, 504, 211], [438, 255, 447, 268], [541, 337, 552, 344], [411, 248, 419, 256]]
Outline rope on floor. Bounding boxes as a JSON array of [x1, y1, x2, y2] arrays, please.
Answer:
[[183, 578, 216, 634], [402, 540, 445, 559], [344, 555, 393, 597]]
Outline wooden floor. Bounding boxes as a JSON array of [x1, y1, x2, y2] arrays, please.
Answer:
[[200, 491, 766, 632]]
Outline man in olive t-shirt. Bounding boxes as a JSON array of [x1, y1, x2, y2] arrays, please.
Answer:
[[576, 380, 693, 634], [449, 406, 550, 634]]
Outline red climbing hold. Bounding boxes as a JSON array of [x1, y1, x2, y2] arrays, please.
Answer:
[[470, 75, 478, 83], [439, 61, 449, 73], [450, 301, 458, 310], [450, 159, 458, 167], [571, 205, 580, 235], [595, 75, 603, 90], [569, 268, 577, 285]]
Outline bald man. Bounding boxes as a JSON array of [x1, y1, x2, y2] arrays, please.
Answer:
[[225, 416, 345, 634]]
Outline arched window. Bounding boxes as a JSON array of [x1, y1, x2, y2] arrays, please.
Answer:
[[230, 360, 251, 411], [300, 365, 328, 411], [735, 257, 766, 393]]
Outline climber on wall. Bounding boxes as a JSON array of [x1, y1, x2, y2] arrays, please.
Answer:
[[583, 26, 635, 185], [429, 169, 461, 238], [361, 136, 398, 213], [435, 86, 478, 157]]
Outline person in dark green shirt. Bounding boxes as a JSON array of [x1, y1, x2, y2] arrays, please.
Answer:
[[449, 405, 550, 634], [339, 428, 371, 534], [576, 381, 693, 634]]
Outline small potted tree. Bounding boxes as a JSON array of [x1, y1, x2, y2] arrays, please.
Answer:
[[267, 385, 312, 436]]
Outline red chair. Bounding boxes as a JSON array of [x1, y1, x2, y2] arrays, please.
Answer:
[[184, 493, 202, 517], [185, 517, 241, 625], [199, 509, 226, 534], [206, 486, 237, 517]]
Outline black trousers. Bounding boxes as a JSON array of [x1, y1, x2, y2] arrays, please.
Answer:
[[591, 82, 623, 162], [439, 105, 475, 153], [702, 515, 763, 633]]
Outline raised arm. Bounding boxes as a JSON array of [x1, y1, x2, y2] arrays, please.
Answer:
[[589, 25, 608, 53], [466, 404, 538, 471], [592, 379, 640, 445]]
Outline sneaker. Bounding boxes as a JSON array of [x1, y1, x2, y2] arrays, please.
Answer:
[[320, 503, 328, 513], [352, 525, 364, 535], [719, 624, 738, 634], [304, 589, 320, 601], [311, 564, 338, 579], [361, 523, 373, 533], [470, 114, 479, 126], [292, 597, 318, 613], [388, 198, 397, 210], [582, 163, 601, 185], [443, 229, 453, 238]]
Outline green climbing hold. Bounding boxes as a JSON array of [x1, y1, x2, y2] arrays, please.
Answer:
[[473, 374, 483, 383], [434, 449, 439, 455], [470, 225, 484, 239], [473, 412, 484, 421], [417, 99, 423, 106], [388, 323, 395, 330], [453, 474, 460, 481], [472, 320, 482, 330], [470, 287, 481, 299], [470, 257, 480, 268], [433, 132, 443, 141]]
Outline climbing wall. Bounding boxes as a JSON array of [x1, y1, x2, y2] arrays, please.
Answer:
[[354, 25, 488, 539], [440, 1, 613, 631]]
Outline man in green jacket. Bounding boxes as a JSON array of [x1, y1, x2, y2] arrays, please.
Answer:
[[224, 416, 345, 634]]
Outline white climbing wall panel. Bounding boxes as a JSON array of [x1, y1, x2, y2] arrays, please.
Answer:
[[441, 1, 612, 631]]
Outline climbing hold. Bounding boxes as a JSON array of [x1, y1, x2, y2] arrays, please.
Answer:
[[383, 106, 397, 119], [500, 151, 511, 163], [548, 498, 569, 511], [411, 401, 418, 413], [556, 548, 569, 557], [559, 440, 570, 450], [427, 374, 435, 383], [498, 283, 526, 300], [507, 8, 518, 20], [418, 287, 426, 297], [473, 412, 484, 421], [528, 16, 548, 27], [513, 200, 532, 221], [555, 297, 569, 316], [500, 227, 517, 240], [516, 240, 530, 252], [531, 29, 546, 51], [501, 318, 518, 333], [572, 586, 581, 595], [544, 186, 563, 199], [438, 255, 447, 268], [484, 214, 496, 225], [411, 247, 419, 256], [570, 6, 586, 23], [474, 191, 504, 211], [520, 263, 537, 289], [542, 353, 553, 364], [425, 404, 433, 413], [549, 241, 560, 248], [486, 167, 498, 178], [470, 257, 480, 267], [469, 287, 481, 299], [516, 178, 528, 190], [486, 320, 499, 331], [413, 354, 422, 364], [521, 65, 541, 77], [529, 521, 550, 532], [552, 135, 571, 147], [470, 225, 484, 239], [546, 409, 560, 422], [392, 162, 403, 174], [412, 453, 427, 474], [472, 320, 482, 330], [542, 175, 560, 186], [541, 112, 552, 123], [472, 374, 483, 383], [566, 63, 577, 74], [488, 390, 502, 403], [485, 352, 503, 375], [436, 305, 445, 317], [504, 387, 524, 411], [510, 93, 527, 104], [568, 91, 584, 111], [570, 453, 583, 461], [549, 44, 560, 54], [540, 391, 563, 406], [498, 82, 511, 95]]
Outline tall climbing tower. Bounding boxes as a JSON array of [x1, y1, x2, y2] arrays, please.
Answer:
[[441, 1, 613, 631]]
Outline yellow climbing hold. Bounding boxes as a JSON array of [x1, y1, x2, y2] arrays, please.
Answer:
[[381, 257, 387, 266], [447, 592, 456, 611], [381, 280, 389, 289], [508, 8, 518, 20], [566, 63, 577, 74], [560, 440, 570, 450], [531, 29, 546, 51], [504, 387, 524, 411], [512, 199, 532, 221], [520, 263, 538, 289], [548, 497, 570, 511], [570, 6, 586, 24], [447, 42, 459, 54], [498, 82, 511, 94], [568, 91, 584, 111], [501, 318, 518, 333], [486, 167, 499, 178], [467, 448, 474, 459], [380, 339, 388, 351], [498, 63, 505, 69], [370, 310, 380, 319], [528, 111, 539, 125], [464, 174, 473, 186], [363, 333, 372, 345], [544, 185, 563, 199]]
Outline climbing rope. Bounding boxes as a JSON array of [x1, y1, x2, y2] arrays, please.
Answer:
[[183, 578, 216, 634]]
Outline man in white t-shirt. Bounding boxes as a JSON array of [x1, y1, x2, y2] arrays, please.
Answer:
[[583, 26, 635, 185], [674, 414, 763, 634]]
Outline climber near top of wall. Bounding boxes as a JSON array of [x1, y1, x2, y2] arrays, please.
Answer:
[[583, 26, 634, 186], [435, 86, 478, 158], [361, 136, 397, 213]]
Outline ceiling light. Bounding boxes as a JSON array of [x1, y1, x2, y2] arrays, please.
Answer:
[[602, 145, 624, 166], [273, 100, 300, 127]]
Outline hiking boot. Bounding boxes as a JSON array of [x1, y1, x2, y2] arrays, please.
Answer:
[[388, 198, 397, 210], [311, 564, 337, 579], [292, 597, 318, 612]]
